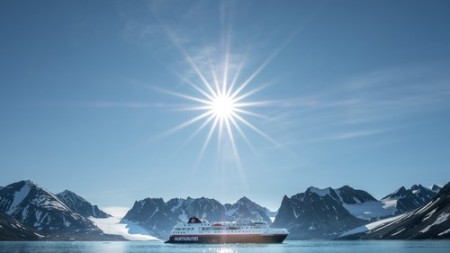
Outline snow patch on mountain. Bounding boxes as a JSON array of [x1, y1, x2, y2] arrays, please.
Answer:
[[225, 206, 238, 216], [170, 199, 183, 212], [309, 187, 332, 197], [7, 181, 32, 215], [343, 201, 397, 220], [420, 212, 450, 233], [178, 209, 188, 222], [301, 185, 398, 220], [422, 208, 437, 222], [339, 214, 406, 237], [438, 228, 450, 236]]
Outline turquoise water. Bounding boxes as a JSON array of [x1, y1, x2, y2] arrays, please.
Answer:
[[0, 240, 449, 253]]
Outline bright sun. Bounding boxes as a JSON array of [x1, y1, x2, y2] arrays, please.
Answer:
[[158, 50, 277, 165], [210, 94, 235, 120]]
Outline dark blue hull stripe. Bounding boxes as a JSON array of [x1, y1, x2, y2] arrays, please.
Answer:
[[165, 234, 288, 244]]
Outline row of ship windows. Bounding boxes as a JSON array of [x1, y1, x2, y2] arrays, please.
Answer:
[[181, 226, 259, 229], [173, 231, 255, 235], [177, 228, 260, 231], [173, 230, 257, 234]]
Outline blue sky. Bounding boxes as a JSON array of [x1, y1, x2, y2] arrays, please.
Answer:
[[1, 0, 450, 211]]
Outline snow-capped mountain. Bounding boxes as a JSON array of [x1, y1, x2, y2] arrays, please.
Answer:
[[381, 184, 437, 215], [281, 186, 393, 222], [0, 210, 43, 240], [224, 197, 272, 224], [122, 198, 177, 239], [292, 185, 438, 222], [340, 181, 450, 239], [1, 180, 446, 241], [0, 180, 123, 240], [122, 196, 273, 239], [335, 185, 377, 204], [333, 186, 396, 221], [272, 184, 442, 239], [167, 197, 227, 222], [57, 190, 111, 218], [272, 187, 366, 239]]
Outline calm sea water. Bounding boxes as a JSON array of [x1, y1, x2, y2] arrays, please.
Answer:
[[0, 240, 449, 253]]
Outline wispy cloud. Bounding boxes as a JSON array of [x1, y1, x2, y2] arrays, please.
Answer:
[[267, 63, 450, 146], [327, 128, 388, 141], [118, 2, 450, 152]]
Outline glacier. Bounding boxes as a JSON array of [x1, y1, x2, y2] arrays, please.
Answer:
[[89, 207, 158, 241]]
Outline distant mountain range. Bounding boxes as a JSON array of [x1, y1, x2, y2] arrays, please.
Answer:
[[122, 196, 273, 239], [340, 182, 450, 239], [272, 186, 367, 239], [0, 179, 449, 241], [271, 184, 442, 239]]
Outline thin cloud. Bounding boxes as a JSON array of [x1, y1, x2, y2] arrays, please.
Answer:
[[261, 63, 450, 147], [328, 129, 388, 141]]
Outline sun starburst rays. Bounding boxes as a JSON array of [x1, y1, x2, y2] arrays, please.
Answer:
[[158, 52, 277, 166]]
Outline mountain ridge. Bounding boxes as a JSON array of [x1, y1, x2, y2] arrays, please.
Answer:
[[272, 186, 367, 239], [57, 190, 111, 219], [122, 195, 274, 239], [340, 181, 450, 239], [0, 180, 123, 240], [0, 179, 448, 241]]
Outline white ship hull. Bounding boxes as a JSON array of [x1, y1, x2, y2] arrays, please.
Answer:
[[165, 216, 288, 244]]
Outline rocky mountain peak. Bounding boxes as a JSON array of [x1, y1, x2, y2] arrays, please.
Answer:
[[306, 186, 333, 197], [335, 185, 377, 204], [272, 187, 366, 239], [392, 186, 407, 197], [381, 184, 438, 214], [432, 184, 442, 193], [0, 180, 122, 240], [341, 181, 450, 240], [56, 190, 110, 218], [237, 196, 251, 203]]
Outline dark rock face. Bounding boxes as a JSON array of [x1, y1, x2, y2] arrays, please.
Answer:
[[0, 210, 42, 240], [335, 185, 378, 204], [170, 197, 227, 222], [0, 180, 123, 240], [225, 197, 272, 224], [2, 179, 445, 241], [123, 198, 177, 239], [382, 184, 437, 214], [122, 196, 272, 240], [272, 188, 366, 239], [341, 181, 450, 239], [57, 190, 110, 218], [274, 184, 442, 239], [432, 184, 442, 193]]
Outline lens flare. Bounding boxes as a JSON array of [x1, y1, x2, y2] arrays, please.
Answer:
[[155, 50, 279, 166]]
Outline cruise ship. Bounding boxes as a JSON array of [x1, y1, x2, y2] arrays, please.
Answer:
[[165, 216, 288, 244]]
